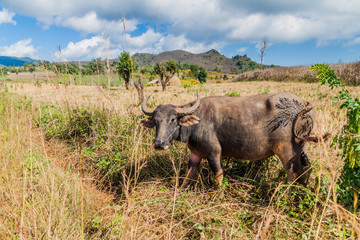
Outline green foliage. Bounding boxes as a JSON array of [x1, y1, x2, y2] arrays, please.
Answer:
[[36, 106, 108, 142], [35, 104, 151, 185], [182, 82, 194, 88], [198, 67, 207, 83], [116, 52, 134, 89], [311, 64, 360, 210], [258, 87, 270, 95], [233, 54, 262, 72], [276, 186, 318, 220], [225, 90, 241, 97], [88, 58, 105, 75], [153, 62, 166, 78], [165, 60, 177, 73], [310, 64, 343, 89], [189, 64, 199, 78], [153, 61, 177, 90]]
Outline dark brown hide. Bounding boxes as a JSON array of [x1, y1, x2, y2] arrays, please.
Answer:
[[140, 92, 326, 188]]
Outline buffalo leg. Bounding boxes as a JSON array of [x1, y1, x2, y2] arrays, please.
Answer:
[[181, 152, 202, 188], [207, 149, 223, 187], [276, 145, 312, 186]]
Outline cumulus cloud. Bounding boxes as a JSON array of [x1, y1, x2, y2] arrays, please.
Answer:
[[55, 35, 119, 60], [0, 39, 38, 58], [2, 0, 360, 60], [128, 29, 163, 49], [155, 34, 224, 54], [54, 12, 137, 36], [0, 8, 16, 25], [55, 30, 223, 61], [4, 0, 360, 43]]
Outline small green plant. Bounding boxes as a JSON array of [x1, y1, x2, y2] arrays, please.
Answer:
[[258, 87, 270, 95], [311, 64, 360, 211], [181, 82, 194, 88], [225, 90, 241, 97]]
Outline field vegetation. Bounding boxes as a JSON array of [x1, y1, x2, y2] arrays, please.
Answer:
[[233, 62, 360, 86], [0, 63, 359, 239]]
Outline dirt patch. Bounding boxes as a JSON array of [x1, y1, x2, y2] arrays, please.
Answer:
[[7, 71, 57, 79]]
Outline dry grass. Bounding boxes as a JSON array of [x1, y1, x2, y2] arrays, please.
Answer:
[[232, 62, 360, 86], [1, 80, 359, 239]]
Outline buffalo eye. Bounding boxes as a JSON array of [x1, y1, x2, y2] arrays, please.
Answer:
[[170, 116, 177, 123]]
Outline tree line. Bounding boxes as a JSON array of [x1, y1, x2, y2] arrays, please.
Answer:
[[1, 52, 210, 91]]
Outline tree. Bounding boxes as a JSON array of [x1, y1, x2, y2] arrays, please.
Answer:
[[258, 37, 269, 69], [67, 63, 79, 75], [29, 64, 36, 73], [153, 61, 177, 91], [88, 58, 105, 75], [116, 51, 134, 90], [189, 64, 199, 79], [197, 67, 207, 83]]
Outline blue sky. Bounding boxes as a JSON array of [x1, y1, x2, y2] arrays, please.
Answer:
[[1, 0, 360, 66]]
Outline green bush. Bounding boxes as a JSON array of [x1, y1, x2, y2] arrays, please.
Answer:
[[311, 64, 360, 211]]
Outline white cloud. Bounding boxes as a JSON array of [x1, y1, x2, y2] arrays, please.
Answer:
[[3, 0, 360, 44], [54, 12, 137, 36], [255, 38, 273, 51], [344, 37, 360, 47], [0, 39, 38, 58], [54, 35, 119, 60], [128, 29, 163, 49], [2, 0, 360, 59], [237, 47, 247, 54], [155, 34, 223, 54], [0, 8, 16, 25], [55, 29, 224, 61], [55, 28, 163, 60]]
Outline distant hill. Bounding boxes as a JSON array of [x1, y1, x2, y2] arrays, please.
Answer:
[[0, 56, 40, 67], [131, 49, 263, 74]]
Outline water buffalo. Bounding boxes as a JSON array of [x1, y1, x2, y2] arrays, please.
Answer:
[[139, 92, 327, 188]]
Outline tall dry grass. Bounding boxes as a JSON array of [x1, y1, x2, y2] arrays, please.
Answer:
[[1, 80, 359, 239], [0, 93, 115, 239], [233, 62, 360, 86]]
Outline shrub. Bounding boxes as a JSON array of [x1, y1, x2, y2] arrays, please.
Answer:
[[311, 64, 360, 211]]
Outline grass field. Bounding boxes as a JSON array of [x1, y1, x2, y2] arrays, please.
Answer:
[[0, 79, 359, 239]]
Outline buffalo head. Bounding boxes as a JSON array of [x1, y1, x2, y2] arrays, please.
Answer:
[[139, 95, 201, 150]]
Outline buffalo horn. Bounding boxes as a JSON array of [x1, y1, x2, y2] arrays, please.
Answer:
[[141, 95, 155, 116], [175, 94, 201, 116]]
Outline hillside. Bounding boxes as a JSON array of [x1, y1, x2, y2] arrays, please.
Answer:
[[132, 49, 262, 74], [0, 56, 39, 67]]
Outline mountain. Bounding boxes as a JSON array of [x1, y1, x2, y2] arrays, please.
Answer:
[[132, 49, 262, 74], [0, 56, 40, 67]]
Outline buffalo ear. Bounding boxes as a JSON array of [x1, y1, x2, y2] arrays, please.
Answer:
[[139, 118, 156, 128], [179, 115, 200, 127]]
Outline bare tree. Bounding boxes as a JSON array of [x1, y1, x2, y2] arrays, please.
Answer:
[[259, 37, 269, 69], [133, 77, 144, 105]]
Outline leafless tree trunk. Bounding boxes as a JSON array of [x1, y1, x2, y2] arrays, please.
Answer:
[[160, 69, 175, 91], [133, 77, 144, 105], [259, 37, 268, 69]]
